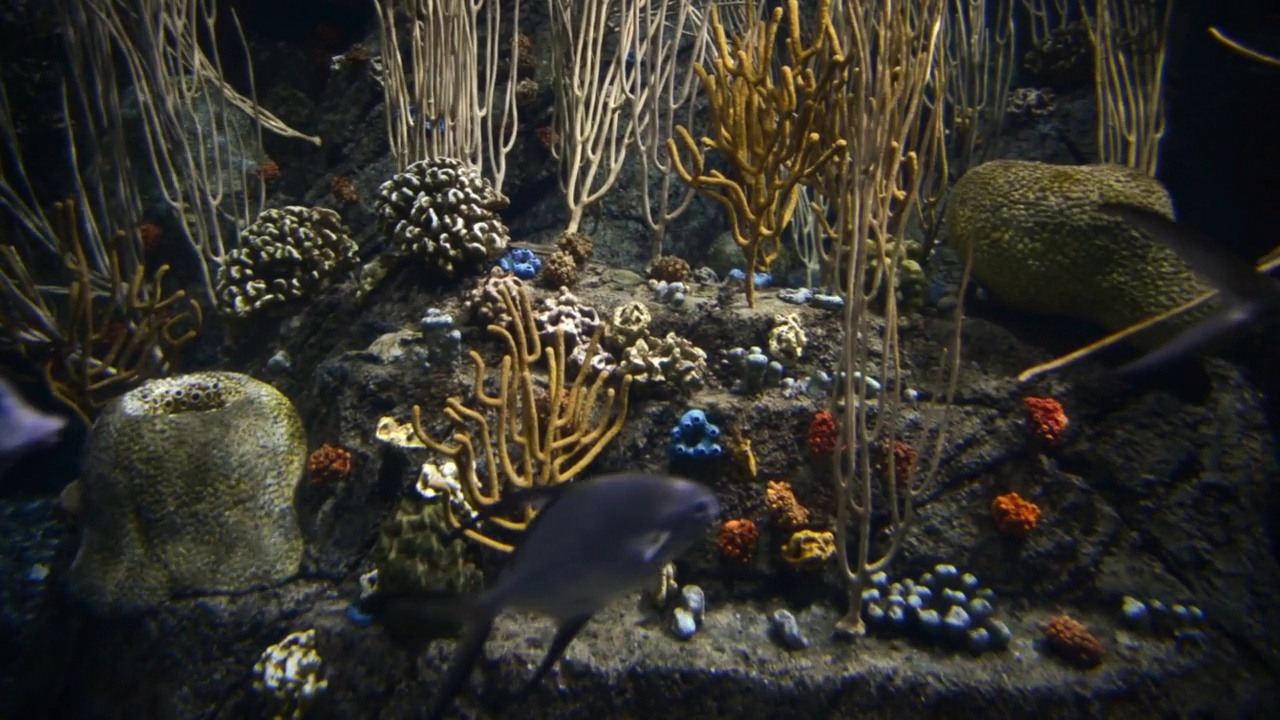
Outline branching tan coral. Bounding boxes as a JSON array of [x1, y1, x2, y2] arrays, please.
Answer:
[[668, 0, 849, 307], [0, 200, 202, 423], [411, 282, 631, 552]]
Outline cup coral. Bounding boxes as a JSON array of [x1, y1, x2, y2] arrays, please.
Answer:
[[991, 492, 1041, 538]]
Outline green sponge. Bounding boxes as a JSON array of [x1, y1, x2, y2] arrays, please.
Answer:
[[944, 160, 1213, 345]]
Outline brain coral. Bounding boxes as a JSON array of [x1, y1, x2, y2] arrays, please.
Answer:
[[68, 371, 306, 615], [944, 160, 1213, 345]]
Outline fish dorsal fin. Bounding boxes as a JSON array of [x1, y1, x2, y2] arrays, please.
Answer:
[[631, 530, 672, 564]]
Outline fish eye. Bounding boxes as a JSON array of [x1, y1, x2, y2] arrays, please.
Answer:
[[691, 499, 713, 518]]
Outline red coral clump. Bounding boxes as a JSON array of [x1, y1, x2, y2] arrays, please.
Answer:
[[1024, 396, 1068, 445], [308, 443, 353, 486], [259, 159, 282, 183], [876, 438, 916, 489], [808, 409, 838, 456], [991, 491, 1040, 538], [766, 480, 809, 530], [717, 518, 760, 564], [137, 222, 162, 251], [1042, 615, 1105, 668]]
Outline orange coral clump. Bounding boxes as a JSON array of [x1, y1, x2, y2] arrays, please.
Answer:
[[780, 529, 836, 569], [1024, 396, 1068, 445], [717, 518, 760, 564], [308, 443, 353, 486], [766, 480, 809, 529], [992, 492, 1040, 538], [1042, 615, 1105, 668], [331, 175, 361, 204], [808, 409, 838, 456]]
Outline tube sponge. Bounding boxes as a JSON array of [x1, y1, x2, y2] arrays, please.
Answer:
[[68, 371, 306, 615]]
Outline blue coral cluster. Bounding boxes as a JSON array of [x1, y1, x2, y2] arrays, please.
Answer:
[[862, 563, 1013, 655], [669, 409, 723, 461], [727, 269, 773, 289], [1121, 595, 1207, 642], [498, 248, 542, 279]]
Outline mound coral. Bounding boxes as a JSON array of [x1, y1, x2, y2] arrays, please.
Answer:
[[718, 518, 759, 564], [1042, 615, 1105, 668], [945, 160, 1213, 347], [991, 492, 1040, 538]]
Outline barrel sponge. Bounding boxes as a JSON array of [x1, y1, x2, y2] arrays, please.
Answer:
[[68, 371, 306, 615], [944, 160, 1213, 345]]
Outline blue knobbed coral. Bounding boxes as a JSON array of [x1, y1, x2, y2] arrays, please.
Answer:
[[498, 248, 543, 280], [669, 409, 723, 461]]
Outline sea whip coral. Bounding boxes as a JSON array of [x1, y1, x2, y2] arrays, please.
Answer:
[[766, 480, 809, 529], [1024, 396, 1069, 445], [991, 491, 1040, 538], [717, 518, 760, 563], [1042, 615, 1105, 668], [808, 409, 838, 456]]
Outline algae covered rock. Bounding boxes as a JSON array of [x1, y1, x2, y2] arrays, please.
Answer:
[[68, 371, 306, 615], [944, 160, 1213, 343]]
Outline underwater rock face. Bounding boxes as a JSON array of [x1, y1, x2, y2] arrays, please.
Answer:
[[68, 372, 306, 615], [945, 160, 1213, 345]]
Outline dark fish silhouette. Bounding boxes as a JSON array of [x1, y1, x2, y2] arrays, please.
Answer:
[[0, 377, 66, 477], [1099, 203, 1280, 375], [358, 472, 720, 719]]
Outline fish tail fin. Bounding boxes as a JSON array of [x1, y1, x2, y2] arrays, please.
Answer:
[[427, 612, 496, 720]]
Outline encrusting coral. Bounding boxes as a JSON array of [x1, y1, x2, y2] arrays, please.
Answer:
[[945, 160, 1213, 346]]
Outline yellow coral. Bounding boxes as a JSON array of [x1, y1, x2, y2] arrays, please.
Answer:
[[781, 529, 835, 569]]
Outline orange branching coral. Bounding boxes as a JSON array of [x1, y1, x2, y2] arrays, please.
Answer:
[[780, 529, 836, 569], [1024, 396, 1068, 445], [1043, 615, 1105, 668], [308, 443, 353, 486], [766, 480, 809, 529], [992, 492, 1041, 538], [808, 409, 838, 456], [717, 518, 760, 564]]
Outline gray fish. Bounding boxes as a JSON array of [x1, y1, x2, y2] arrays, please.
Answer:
[[0, 377, 66, 475], [1099, 203, 1280, 376], [359, 471, 720, 719]]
